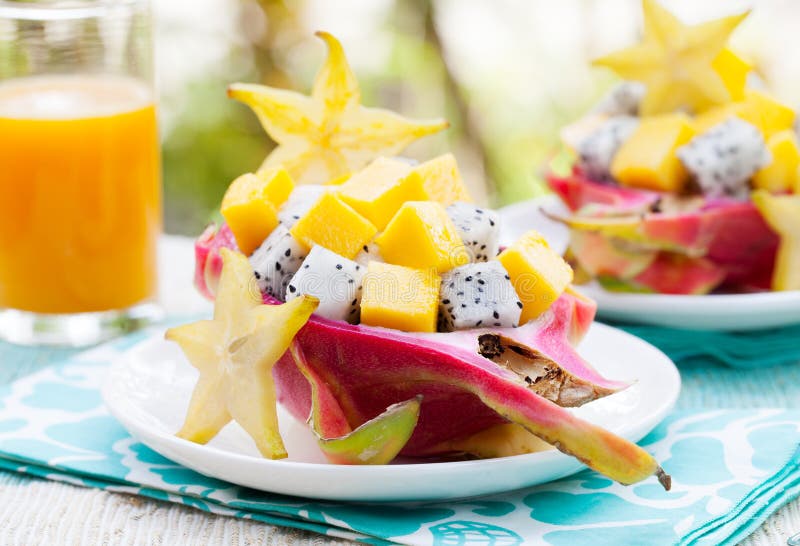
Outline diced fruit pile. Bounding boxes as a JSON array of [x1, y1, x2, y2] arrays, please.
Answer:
[[219, 156, 573, 333], [571, 92, 791, 199], [551, 0, 800, 294], [169, 30, 671, 491]]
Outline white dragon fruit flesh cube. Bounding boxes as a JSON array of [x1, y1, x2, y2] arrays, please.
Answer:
[[285, 245, 365, 323], [438, 261, 522, 331], [250, 225, 307, 301], [677, 118, 771, 199], [577, 115, 639, 182], [278, 185, 329, 228], [446, 201, 500, 262], [354, 241, 383, 267]]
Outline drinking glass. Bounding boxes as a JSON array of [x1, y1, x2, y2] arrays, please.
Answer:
[[0, 0, 162, 346]]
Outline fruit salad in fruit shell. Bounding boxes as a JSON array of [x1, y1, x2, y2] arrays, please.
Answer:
[[167, 31, 671, 491], [548, 0, 800, 295]]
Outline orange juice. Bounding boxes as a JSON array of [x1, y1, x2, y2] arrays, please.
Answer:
[[0, 75, 161, 314]]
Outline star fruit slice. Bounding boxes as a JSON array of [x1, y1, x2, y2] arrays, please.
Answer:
[[169, 248, 422, 462], [167, 248, 318, 458], [228, 32, 448, 184], [593, 0, 748, 115]]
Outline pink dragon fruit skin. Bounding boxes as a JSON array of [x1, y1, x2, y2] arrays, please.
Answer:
[[702, 206, 779, 289], [548, 170, 779, 291], [193, 224, 669, 487], [272, 291, 620, 456], [549, 170, 660, 211], [194, 223, 238, 300], [278, 309, 667, 489], [629, 255, 726, 295]]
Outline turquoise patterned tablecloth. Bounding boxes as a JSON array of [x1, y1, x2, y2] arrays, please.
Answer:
[[1, 320, 800, 545], [616, 323, 800, 370]]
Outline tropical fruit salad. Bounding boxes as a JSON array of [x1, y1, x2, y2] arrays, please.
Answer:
[[168, 32, 670, 490], [549, 0, 800, 295]]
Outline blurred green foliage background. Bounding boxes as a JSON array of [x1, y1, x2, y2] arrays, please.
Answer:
[[153, 0, 799, 234]]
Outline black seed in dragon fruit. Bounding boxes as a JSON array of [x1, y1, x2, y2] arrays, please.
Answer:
[[249, 225, 307, 300], [677, 118, 771, 199], [438, 261, 522, 331], [592, 82, 646, 116], [577, 116, 639, 182], [285, 245, 365, 323], [446, 201, 500, 262], [278, 185, 328, 228], [354, 241, 383, 267]]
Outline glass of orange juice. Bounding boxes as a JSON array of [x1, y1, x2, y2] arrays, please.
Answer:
[[0, 0, 162, 346]]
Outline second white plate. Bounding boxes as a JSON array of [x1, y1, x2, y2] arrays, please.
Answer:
[[499, 196, 800, 331], [103, 323, 679, 502], [577, 282, 800, 331]]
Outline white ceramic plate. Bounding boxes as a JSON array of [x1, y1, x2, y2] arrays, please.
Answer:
[[499, 196, 800, 331], [576, 283, 800, 331], [103, 324, 679, 502]]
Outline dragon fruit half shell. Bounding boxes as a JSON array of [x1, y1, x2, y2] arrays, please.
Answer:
[[194, 224, 670, 488], [548, 170, 779, 293]]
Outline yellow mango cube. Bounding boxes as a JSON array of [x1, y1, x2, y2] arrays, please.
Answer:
[[711, 48, 751, 102], [375, 201, 470, 273], [411, 154, 473, 206], [611, 113, 696, 192], [741, 89, 796, 138], [360, 261, 440, 332], [753, 130, 800, 193], [693, 103, 743, 134], [696, 91, 796, 139], [290, 193, 377, 259], [498, 230, 573, 323], [337, 157, 428, 229], [221, 169, 294, 255], [257, 168, 295, 207], [325, 173, 351, 186]]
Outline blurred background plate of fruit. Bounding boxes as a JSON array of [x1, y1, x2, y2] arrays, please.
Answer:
[[0, 0, 162, 346], [148, 0, 800, 232], [540, 0, 800, 298]]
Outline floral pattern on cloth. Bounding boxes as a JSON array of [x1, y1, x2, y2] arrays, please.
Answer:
[[0, 332, 799, 546]]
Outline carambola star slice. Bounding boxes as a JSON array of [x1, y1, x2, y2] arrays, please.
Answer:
[[229, 32, 448, 184], [167, 248, 318, 459]]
